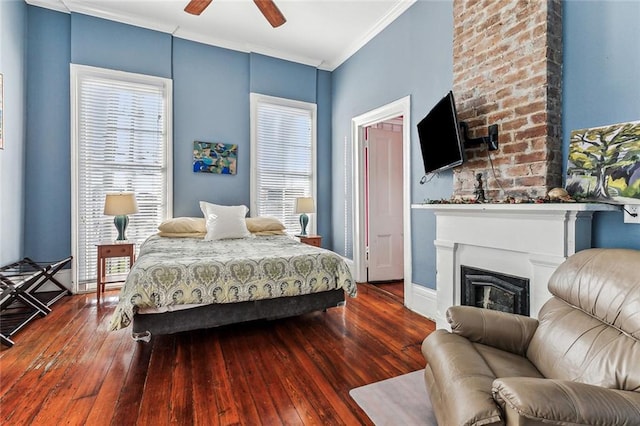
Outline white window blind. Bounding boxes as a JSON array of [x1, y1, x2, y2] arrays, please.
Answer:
[[344, 136, 353, 258], [250, 94, 317, 234], [71, 64, 172, 292]]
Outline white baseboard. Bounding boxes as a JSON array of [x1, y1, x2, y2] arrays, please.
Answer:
[[408, 283, 437, 322], [36, 268, 73, 293]]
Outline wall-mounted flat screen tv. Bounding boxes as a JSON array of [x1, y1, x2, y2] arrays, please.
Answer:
[[417, 91, 464, 175]]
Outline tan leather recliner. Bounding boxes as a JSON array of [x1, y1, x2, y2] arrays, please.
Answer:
[[421, 248, 640, 425]]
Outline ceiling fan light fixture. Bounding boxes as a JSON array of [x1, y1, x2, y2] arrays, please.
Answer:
[[253, 0, 287, 28], [184, 0, 213, 16], [184, 0, 286, 28]]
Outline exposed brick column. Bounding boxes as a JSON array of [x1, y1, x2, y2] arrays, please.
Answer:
[[452, 0, 563, 199]]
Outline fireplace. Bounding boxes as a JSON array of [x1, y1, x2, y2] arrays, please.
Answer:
[[461, 266, 529, 316], [412, 202, 618, 329]]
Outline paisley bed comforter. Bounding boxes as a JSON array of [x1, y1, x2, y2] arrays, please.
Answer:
[[109, 235, 356, 330]]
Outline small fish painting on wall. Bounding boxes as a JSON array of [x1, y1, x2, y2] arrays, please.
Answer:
[[566, 120, 640, 203], [193, 141, 238, 175]]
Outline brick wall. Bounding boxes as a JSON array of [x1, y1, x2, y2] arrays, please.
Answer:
[[452, 0, 563, 199]]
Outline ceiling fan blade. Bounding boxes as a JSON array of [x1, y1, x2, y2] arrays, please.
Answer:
[[185, 0, 213, 16], [253, 0, 286, 28]]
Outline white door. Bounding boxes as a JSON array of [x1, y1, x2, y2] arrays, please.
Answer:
[[367, 127, 404, 282]]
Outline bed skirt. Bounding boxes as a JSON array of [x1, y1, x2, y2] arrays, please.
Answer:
[[131, 289, 346, 340]]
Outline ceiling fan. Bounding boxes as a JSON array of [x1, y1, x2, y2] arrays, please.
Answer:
[[184, 0, 287, 28]]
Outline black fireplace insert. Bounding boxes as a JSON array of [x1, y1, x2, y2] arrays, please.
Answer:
[[460, 266, 530, 316]]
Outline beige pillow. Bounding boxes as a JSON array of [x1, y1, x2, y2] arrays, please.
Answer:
[[246, 216, 286, 233], [158, 217, 206, 234], [252, 230, 286, 236], [157, 231, 206, 238]]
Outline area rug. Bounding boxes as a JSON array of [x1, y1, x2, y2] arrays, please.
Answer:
[[349, 369, 437, 426]]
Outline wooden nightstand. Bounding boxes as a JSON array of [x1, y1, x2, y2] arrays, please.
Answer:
[[298, 235, 322, 247], [96, 242, 135, 300]]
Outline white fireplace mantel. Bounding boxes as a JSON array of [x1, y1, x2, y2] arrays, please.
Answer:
[[412, 202, 619, 328]]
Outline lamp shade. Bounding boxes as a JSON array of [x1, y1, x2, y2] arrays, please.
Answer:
[[104, 192, 138, 216], [295, 197, 315, 214]]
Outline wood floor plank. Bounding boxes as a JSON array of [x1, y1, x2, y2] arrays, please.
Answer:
[[271, 317, 366, 425], [136, 335, 177, 425], [29, 302, 123, 426], [233, 326, 283, 425], [61, 395, 97, 426], [83, 333, 138, 426], [0, 296, 84, 398], [323, 305, 426, 379], [109, 342, 153, 426], [189, 330, 223, 426], [247, 329, 304, 425], [267, 319, 356, 425], [222, 327, 265, 425], [169, 332, 195, 425], [190, 329, 241, 426], [1, 302, 104, 424], [0, 282, 435, 425]]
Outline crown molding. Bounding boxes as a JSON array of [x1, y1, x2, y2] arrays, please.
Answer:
[[25, 0, 68, 13], [26, 0, 179, 34], [326, 0, 416, 71], [173, 29, 324, 69], [26, 0, 325, 68], [69, 0, 179, 34], [244, 45, 323, 69], [24, 0, 415, 72]]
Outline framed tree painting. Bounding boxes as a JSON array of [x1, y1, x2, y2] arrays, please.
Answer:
[[193, 141, 238, 175], [566, 120, 640, 203]]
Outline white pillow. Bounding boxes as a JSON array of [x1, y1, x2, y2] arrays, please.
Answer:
[[200, 202, 251, 240], [199, 201, 249, 218]]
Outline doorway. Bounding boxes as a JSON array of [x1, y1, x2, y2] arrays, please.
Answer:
[[366, 119, 404, 283], [351, 96, 412, 307]]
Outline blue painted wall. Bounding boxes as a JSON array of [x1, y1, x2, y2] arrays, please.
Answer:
[[22, 7, 333, 260], [563, 0, 640, 249], [333, 0, 640, 289], [316, 69, 333, 247], [250, 53, 317, 103], [173, 39, 250, 216], [23, 7, 71, 262], [0, 0, 27, 264], [70, 14, 172, 78], [332, 1, 454, 287], [23, 11, 171, 261], [248, 53, 335, 245], [11, 1, 639, 276]]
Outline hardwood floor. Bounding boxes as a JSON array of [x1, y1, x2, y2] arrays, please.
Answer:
[[0, 283, 435, 425], [371, 281, 404, 303]]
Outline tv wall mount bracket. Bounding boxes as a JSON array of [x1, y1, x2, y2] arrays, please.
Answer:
[[460, 122, 499, 151]]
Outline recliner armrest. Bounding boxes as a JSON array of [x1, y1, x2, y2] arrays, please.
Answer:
[[493, 377, 640, 425], [447, 306, 538, 355]]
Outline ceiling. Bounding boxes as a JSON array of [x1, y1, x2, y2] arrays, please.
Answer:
[[26, 0, 416, 71]]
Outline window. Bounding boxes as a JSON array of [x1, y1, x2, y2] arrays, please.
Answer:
[[344, 135, 353, 258], [70, 64, 172, 293], [250, 94, 317, 235]]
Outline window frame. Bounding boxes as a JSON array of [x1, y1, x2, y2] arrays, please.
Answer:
[[70, 64, 173, 294], [249, 93, 317, 235]]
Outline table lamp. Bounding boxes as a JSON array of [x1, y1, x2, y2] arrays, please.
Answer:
[[104, 192, 138, 241], [295, 197, 315, 236]]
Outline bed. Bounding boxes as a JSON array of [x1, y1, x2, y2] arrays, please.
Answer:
[[109, 233, 356, 341]]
